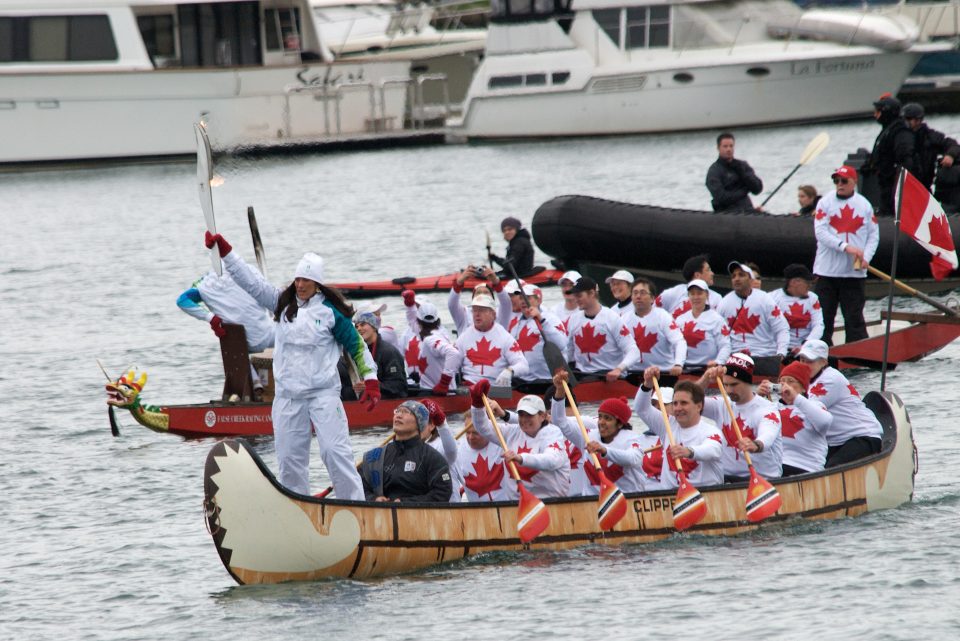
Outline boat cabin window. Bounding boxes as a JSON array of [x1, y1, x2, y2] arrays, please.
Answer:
[[0, 15, 117, 62], [552, 71, 570, 85], [137, 14, 177, 65], [488, 72, 563, 89], [173, 2, 262, 67], [264, 8, 302, 53], [489, 0, 572, 22], [593, 6, 671, 50]]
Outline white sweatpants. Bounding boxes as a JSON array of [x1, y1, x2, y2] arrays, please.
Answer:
[[272, 394, 364, 500]]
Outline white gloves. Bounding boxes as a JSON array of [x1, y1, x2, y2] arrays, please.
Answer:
[[494, 369, 513, 387]]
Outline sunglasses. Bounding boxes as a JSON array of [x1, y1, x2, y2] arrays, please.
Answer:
[[833, 177, 852, 185]]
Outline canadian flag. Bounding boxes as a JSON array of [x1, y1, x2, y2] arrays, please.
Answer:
[[896, 169, 958, 280]]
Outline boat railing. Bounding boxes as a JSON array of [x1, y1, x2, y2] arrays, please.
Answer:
[[283, 80, 378, 136], [411, 73, 451, 128], [379, 77, 413, 130]]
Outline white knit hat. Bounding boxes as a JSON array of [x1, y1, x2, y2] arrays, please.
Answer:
[[294, 253, 324, 283]]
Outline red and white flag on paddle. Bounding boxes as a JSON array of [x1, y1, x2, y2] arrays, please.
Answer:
[[896, 169, 958, 280]]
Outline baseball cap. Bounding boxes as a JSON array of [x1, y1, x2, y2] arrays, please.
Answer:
[[727, 261, 755, 278], [504, 280, 524, 295], [831, 165, 858, 182], [559, 270, 582, 286], [516, 394, 546, 415], [416, 301, 440, 323], [605, 269, 634, 284], [687, 278, 709, 292], [521, 283, 542, 298], [470, 295, 497, 310], [798, 339, 830, 361], [570, 276, 599, 294]]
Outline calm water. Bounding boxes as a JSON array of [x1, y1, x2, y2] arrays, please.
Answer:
[[3, 117, 960, 640]]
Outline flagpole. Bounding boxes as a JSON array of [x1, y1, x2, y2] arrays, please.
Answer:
[[880, 169, 906, 391]]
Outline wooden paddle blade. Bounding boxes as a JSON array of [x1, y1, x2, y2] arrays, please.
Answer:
[[745, 467, 781, 522], [597, 473, 627, 531], [672, 473, 707, 531], [516, 484, 550, 543]]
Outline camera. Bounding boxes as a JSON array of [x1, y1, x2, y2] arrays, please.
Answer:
[[474, 266, 485, 278], [769, 383, 782, 394]]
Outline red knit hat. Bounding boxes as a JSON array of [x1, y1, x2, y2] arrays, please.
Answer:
[[598, 397, 631, 426], [779, 361, 812, 391]]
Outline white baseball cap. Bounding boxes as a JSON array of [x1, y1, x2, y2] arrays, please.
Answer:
[[470, 295, 497, 310], [516, 394, 546, 414], [416, 301, 440, 323], [798, 339, 830, 361], [559, 270, 582, 286], [358, 302, 387, 315], [504, 280, 524, 295], [605, 269, 634, 284], [687, 279, 709, 292], [521, 283, 542, 298]]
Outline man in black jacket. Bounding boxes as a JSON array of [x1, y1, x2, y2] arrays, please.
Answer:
[[491, 216, 535, 277], [864, 94, 914, 216], [339, 311, 408, 400], [903, 102, 960, 192], [705, 132, 763, 212], [360, 400, 452, 502]]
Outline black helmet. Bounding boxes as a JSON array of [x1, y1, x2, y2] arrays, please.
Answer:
[[902, 102, 925, 120]]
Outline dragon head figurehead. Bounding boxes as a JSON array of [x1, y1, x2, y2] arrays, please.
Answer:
[[106, 369, 147, 409]]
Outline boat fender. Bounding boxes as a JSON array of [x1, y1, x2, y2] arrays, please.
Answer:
[[360, 447, 386, 497], [391, 277, 416, 285]]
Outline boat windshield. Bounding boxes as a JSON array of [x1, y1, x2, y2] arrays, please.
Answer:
[[671, 0, 802, 50]]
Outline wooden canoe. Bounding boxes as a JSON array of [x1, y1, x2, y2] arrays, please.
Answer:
[[202, 390, 915, 584], [328, 267, 564, 298]]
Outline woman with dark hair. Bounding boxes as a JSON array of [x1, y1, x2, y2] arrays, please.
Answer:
[[489, 216, 535, 277], [205, 232, 379, 500]]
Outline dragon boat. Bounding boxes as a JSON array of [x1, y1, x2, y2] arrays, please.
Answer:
[[107, 312, 960, 438], [328, 267, 564, 298], [202, 390, 915, 584]]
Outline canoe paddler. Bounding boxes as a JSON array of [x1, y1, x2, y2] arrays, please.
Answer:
[[564, 276, 641, 383], [360, 400, 453, 503], [454, 294, 529, 386], [206, 232, 377, 500]]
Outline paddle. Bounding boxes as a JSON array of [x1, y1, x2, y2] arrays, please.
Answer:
[[716, 376, 782, 522], [560, 380, 627, 530], [481, 393, 550, 543], [502, 258, 576, 386], [194, 123, 221, 276], [759, 131, 830, 209], [485, 230, 494, 269], [98, 359, 120, 437], [860, 263, 960, 318], [651, 377, 707, 531], [248, 206, 266, 278]]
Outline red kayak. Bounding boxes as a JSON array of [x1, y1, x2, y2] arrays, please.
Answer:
[[328, 266, 565, 298]]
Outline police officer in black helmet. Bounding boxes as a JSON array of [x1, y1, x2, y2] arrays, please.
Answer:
[[902, 102, 960, 194], [864, 93, 914, 216]]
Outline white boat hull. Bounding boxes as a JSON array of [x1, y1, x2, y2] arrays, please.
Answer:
[[461, 48, 925, 138], [0, 61, 410, 163]]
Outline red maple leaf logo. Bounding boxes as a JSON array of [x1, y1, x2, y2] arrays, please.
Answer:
[[633, 324, 658, 355], [682, 320, 706, 348], [507, 317, 519, 333], [584, 455, 625, 485], [815, 209, 826, 220], [574, 323, 607, 362], [929, 214, 956, 251], [779, 408, 805, 439], [667, 451, 698, 474], [847, 384, 860, 398], [466, 337, 502, 374], [515, 325, 540, 353], [785, 302, 812, 330], [673, 299, 692, 319], [727, 307, 761, 339], [404, 337, 427, 373], [565, 439, 582, 470], [642, 442, 663, 478], [464, 454, 506, 499], [809, 382, 828, 397], [515, 443, 538, 481], [829, 204, 864, 241], [722, 416, 756, 451]]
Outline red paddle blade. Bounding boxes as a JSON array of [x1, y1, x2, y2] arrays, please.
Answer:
[[745, 467, 782, 522], [517, 484, 550, 543], [597, 473, 627, 531], [673, 473, 707, 531]]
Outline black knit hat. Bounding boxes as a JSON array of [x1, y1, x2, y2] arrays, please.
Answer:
[[500, 216, 522, 231]]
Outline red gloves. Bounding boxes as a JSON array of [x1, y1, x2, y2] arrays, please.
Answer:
[[401, 290, 416, 307], [432, 373, 453, 396], [204, 231, 233, 257], [421, 398, 446, 427], [359, 379, 381, 411], [470, 379, 490, 408], [209, 315, 226, 337], [490, 279, 504, 293]]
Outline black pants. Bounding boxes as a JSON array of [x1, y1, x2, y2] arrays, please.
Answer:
[[781, 463, 814, 477], [815, 276, 867, 345], [825, 437, 882, 468]]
